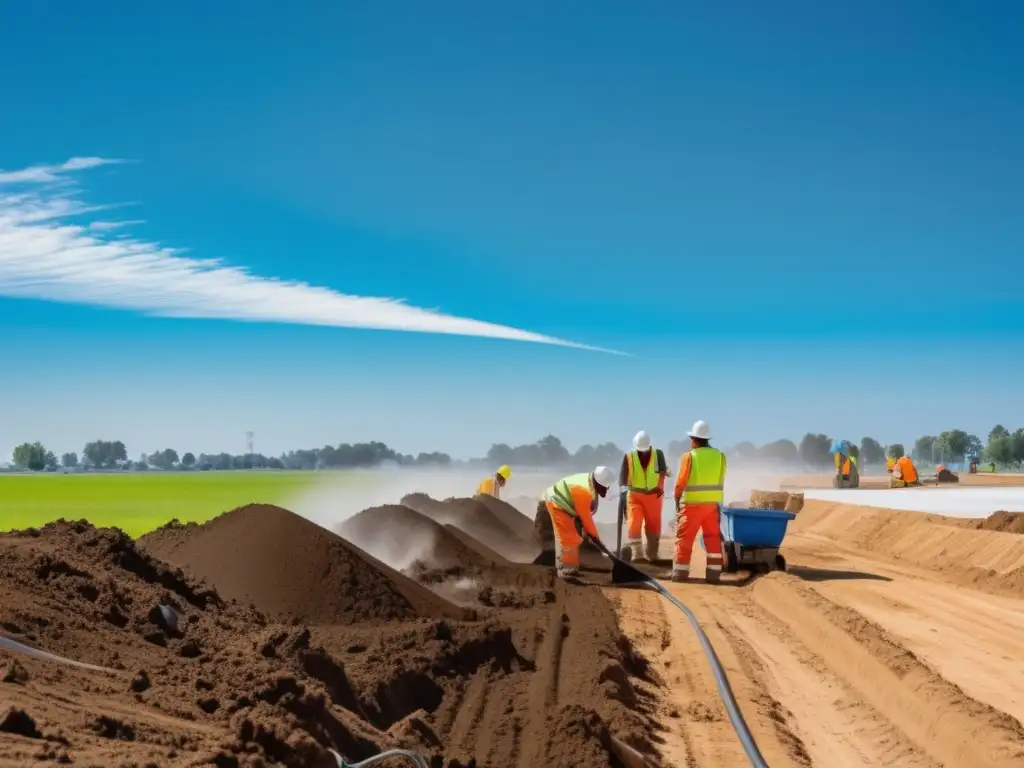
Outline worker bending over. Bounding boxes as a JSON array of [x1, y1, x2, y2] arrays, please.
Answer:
[[890, 455, 920, 488], [671, 421, 727, 583], [477, 465, 511, 499], [541, 466, 616, 579], [831, 440, 860, 488], [619, 430, 670, 562]]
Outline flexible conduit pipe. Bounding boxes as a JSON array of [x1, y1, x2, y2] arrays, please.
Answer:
[[643, 579, 768, 768], [330, 748, 429, 768]]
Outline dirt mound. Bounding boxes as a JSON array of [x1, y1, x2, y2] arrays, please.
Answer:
[[139, 504, 470, 624], [1, 518, 660, 767], [792, 500, 1024, 596], [400, 494, 534, 561], [976, 511, 1024, 535], [338, 504, 506, 572], [937, 468, 960, 483], [0, 521, 394, 766], [473, 495, 536, 542]]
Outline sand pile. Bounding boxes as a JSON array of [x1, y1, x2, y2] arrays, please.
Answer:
[[976, 511, 1024, 535], [791, 500, 1024, 596], [0, 521, 394, 766], [400, 493, 534, 561], [473, 494, 536, 542], [1, 512, 660, 767], [139, 504, 470, 624], [339, 504, 508, 570]]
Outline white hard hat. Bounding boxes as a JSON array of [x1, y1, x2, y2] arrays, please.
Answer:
[[633, 430, 651, 451], [687, 420, 711, 440], [593, 465, 616, 488]]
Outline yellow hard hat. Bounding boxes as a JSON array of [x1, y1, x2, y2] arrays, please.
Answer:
[[497, 465, 511, 480]]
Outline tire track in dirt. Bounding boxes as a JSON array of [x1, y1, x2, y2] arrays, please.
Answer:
[[611, 584, 797, 767], [751, 574, 1024, 768]]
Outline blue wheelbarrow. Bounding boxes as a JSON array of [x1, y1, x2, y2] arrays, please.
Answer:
[[700, 506, 795, 574]]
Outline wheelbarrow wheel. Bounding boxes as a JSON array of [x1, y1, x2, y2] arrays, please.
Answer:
[[723, 542, 737, 573], [773, 554, 787, 572]]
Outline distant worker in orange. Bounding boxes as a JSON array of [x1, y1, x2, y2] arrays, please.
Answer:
[[619, 430, 670, 562], [890, 455, 920, 488], [541, 466, 616, 578], [477, 465, 511, 499], [671, 420, 727, 583]]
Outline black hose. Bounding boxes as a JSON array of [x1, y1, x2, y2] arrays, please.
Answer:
[[644, 580, 768, 768]]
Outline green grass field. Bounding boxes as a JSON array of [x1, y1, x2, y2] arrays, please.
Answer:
[[0, 471, 364, 537]]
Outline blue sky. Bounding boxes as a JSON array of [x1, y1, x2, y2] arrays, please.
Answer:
[[1, 1, 1022, 460]]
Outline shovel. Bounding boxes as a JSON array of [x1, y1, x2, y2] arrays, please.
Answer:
[[587, 534, 651, 585]]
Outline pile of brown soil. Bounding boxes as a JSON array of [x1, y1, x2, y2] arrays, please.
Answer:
[[400, 494, 535, 561], [0, 521, 392, 767], [473, 494, 536, 543], [139, 504, 470, 624], [339, 505, 511, 577], [975, 511, 1024, 534], [937, 468, 960, 483], [1, 514, 660, 767]]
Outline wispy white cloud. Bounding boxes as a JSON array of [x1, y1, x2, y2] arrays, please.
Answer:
[[0, 158, 620, 353]]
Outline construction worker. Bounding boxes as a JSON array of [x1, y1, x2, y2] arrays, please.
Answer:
[[831, 440, 860, 488], [671, 420, 726, 583], [477, 465, 511, 499], [619, 430, 670, 562], [540, 466, 617, 578], [886, 457, 897, 474], [891, 455, 920, 487]]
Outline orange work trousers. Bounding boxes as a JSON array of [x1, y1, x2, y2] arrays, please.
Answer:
[[673, 502, 723, 574], [545, 501, 583, 568], [626, 492, 663, 541]]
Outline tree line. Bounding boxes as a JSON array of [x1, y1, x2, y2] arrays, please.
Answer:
[[9, 425, 1024, 473]]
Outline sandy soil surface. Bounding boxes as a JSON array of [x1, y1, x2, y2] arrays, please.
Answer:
[[5, 489, 1024, 767], [612, 500, 1024, 767], [779, 472, 1024, 490]]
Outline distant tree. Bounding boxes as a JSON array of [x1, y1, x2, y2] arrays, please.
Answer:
[[61, 452, 79, 469], [911, 436, 935, 462], [415, 451, 452, 466], [987, 435, 1017, 467], [965, 434, 983, 463], [731, 441, 758, 460], [858, 438, 885, 465], [847, 443, 860, 459], [935, 430, 971, 463], [181, 452, 196, 468], [12, 442, 47, 472], [799, 433, 833, 467], [759, 439, 799, 465], [82, 440, 128, 469], [538, 435, 571, 465], [486, 443, 515, 467], [988, 425, 1010, 444], [887, 443, 906, 459], [147, 448, 179, 471]]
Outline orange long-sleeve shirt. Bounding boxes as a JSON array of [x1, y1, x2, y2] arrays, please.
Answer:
[[674, 449, 729, 506]]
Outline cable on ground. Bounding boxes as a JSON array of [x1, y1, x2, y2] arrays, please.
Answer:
[[330, 748, 430, 767]]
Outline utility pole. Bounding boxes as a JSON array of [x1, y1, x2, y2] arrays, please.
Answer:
[[245, 431, 254, 470]]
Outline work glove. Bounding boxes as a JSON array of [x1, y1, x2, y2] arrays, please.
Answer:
[[619, 485, 629, 495]]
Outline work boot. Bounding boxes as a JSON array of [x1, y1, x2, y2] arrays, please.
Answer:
[[705, 569, 721, 585], [670, 569, 689, 583], [629, 541, 647, 563], [644, 532, 660, 562]]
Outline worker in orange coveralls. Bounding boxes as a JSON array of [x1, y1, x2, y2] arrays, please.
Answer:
[[541, 466, 617, 578], [671, 420, 727, 583], [891, 455, 920, 487], [619, 430, 670, 562]]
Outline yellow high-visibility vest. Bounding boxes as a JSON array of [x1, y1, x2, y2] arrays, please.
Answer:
[[627, 450, 660, 491], [543, 472, 593, 517], [682, 447, 725, 504]]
